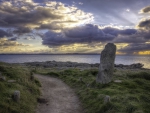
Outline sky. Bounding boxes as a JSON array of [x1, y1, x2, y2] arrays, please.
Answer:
[[0, 0, 150, 55]]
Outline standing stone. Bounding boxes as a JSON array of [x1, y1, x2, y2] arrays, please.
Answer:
[[13, 90, 20, 102], [96, 43, 116, 84]]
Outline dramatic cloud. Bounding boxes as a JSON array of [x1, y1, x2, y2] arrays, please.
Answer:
[[0, 37, 31, 53], [138, 19, 150, 30], [102, 27, 137, 36], [64, 24, 105, 38], [0, 29, 12, 38], [0, 38, 28, 47], [0, 0, 150, 54], [119, 43, 150, 54], [113, 30, 150, 43], [13, 27, 32, 34], [42, 24, 140, 47], [0, 0, 93, 35], [138, 6, 150, 30], [36, 23, 63, 30], [8, 37, 18, 41], [42, 24, 116, 46], [0, 1, 61, 26], [141, 6, 150, 13]]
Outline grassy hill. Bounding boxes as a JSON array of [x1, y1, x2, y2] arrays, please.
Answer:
[[0, 62, 40, 113], [36, 67, 150, 113], [1, 61, 149, 113]]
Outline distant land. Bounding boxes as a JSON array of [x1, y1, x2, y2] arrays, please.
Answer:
[[0, 53, 100, 55], [0, 53, 150, 55]]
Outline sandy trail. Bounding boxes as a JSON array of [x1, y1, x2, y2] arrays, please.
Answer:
[[35, 74, 83, 113]]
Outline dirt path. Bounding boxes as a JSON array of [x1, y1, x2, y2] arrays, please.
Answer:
[[35, 74, 83, 113]]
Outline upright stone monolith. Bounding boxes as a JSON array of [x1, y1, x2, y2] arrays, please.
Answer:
[[96, 43, 116, 84]]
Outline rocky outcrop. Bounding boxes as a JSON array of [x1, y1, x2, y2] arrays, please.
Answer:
[[24, 61, 144, 69], [25, 61, 91, 69], [96, 43, 116, 84], [114, 63, 144, 69]]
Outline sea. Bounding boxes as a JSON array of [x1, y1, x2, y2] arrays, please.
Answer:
[[0, 54, 150, 69]]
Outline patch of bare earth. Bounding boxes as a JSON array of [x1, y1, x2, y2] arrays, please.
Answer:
[[35, 74, 83, 113]]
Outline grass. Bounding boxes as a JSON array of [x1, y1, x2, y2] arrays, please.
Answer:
[[35, 67, 150, 113], [0, 62, 40, 113]]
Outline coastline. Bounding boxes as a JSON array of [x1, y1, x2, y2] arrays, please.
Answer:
[[20, 61, 150, 70]]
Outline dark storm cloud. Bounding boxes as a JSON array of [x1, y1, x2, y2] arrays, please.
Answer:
[[0, 0, 93, 38], [0, 29, 12, 38], [119, 43, 150, 54], [0, 6, 62, 27], [137, 5, 150, 30], [0, 0, 149, 54], [113, 29, 150, 43], [103, 27, 137, 36], [13, 27, 31, 34], [36, 23, 63, 30], [8, 37, 18, 41], [64, 24, 105, 38], [0, 0, 72, 40], [13, 27, 32, 34], [42, 24, 117, 46], [138, 19, 150, 30], [42, 23, 150, 48], [141, 6, 150, 13], [0, 0, 70, 37], [42, 24, 140, 47]]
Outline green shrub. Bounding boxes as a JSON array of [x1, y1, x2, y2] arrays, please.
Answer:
[[34, 79, 41, 87], [47, 71, 60, 77], [127, 72, 150, 80]]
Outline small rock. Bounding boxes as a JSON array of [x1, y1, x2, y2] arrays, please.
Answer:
[[0, 76, 6, 81], [7, 80, 16, 83], [13, 90, 20, 102], [104, 95, 110, 103], [114, 80, 122, 83], [86, 83, 90, 87], [79, 77, 83, 82], [37, 98, 48, 103], [30, 75, 34, 81]]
